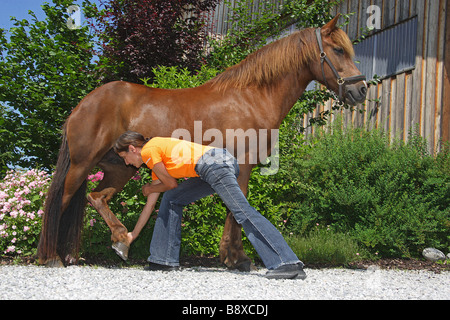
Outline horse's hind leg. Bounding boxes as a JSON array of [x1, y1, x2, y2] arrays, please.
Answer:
[[87, 150, 137, 260], [43, 162, 94, 267]]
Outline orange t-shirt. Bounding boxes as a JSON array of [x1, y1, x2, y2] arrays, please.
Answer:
[[141, 137, 214, 180]]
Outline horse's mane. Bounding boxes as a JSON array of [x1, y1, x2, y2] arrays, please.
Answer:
[[207, 27, 354, 90]]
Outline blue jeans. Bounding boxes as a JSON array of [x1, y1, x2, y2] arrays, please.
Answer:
[[148, 148, 301, 270]]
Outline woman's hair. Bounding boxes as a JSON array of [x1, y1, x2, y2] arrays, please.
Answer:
[[113, 131, 150, 153]]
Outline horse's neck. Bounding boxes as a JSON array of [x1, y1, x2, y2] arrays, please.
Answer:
[[267, 69, 313, 127]]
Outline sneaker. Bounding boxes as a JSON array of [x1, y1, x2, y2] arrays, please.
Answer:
[[144, 262, 180, 272], [265, 263, 307, 280]]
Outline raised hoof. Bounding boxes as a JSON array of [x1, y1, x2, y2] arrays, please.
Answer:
[[112, 242, 129, 261], [45, 258, 64, 268]]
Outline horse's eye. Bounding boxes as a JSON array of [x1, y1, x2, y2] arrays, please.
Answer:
[[334, 47, 344, 55]]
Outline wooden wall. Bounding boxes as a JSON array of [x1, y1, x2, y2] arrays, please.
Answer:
[[304, 0, 449, 154]]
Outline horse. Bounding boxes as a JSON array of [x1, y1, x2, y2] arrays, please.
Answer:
[[38, 15, 367, 268]]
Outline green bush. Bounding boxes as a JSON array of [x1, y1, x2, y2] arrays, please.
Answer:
[[286, 122, 450, 258], [286, 224, 367, 265], [141, 65, 219, 89]]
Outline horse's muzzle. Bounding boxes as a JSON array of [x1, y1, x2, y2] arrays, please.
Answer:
[[345, 81, 368, 106]]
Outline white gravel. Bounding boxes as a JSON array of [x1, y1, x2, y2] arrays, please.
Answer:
[[0, 265, 448, 300]]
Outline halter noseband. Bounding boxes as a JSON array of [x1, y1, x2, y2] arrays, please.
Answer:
[[315, 28, 366, 104]]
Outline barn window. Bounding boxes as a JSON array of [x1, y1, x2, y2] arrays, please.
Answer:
[[354, 16, 418, 80]]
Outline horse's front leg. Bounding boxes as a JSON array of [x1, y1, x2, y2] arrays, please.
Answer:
[[87, 187, 130, 260]]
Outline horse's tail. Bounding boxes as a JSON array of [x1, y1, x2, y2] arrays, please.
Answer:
[[38, 125, 87, 265]]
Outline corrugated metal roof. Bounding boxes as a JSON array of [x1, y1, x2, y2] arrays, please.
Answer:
[[354, 16, 418, 80]]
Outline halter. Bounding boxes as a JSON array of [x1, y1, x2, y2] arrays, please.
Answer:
[[315, 28, 366, 104]]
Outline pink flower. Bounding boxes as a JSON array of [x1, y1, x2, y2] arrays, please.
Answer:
[[94, 171, 104, 181], [23, 226, 30, 232], [87, 171, 104, 182], [6, 246, 15, 253]]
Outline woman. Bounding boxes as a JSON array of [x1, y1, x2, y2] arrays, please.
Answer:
[[114, 131, 306, 280]]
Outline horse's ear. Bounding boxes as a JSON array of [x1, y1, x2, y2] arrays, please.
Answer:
[[321, 14, 341, 36]]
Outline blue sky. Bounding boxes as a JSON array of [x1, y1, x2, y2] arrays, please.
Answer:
[[0, 0, 102, 31]]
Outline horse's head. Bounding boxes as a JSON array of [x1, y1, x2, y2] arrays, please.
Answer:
[[310, 15, 367, 105]]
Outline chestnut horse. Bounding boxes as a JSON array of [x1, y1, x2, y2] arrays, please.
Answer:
[[38, 16, 367, 268]]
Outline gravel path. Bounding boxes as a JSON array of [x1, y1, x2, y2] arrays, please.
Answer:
[[1, 265, 448, 301]]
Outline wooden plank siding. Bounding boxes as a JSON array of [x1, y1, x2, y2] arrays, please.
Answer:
[[302, 0, 448, 154], [443, 0, 450, 145]]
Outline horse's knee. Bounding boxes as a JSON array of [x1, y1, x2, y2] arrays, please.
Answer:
[[87, 187, 116, 208]]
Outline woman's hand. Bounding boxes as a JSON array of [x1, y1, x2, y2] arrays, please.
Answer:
[[142, 183, 152, 197], [127, 232, 135, 245]]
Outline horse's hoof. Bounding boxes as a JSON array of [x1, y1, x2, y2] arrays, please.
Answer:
[[45, 258, 64, 268], [235, 259, 252, 272], [224, 258, 253, 272], [112, 242, 129, 261]]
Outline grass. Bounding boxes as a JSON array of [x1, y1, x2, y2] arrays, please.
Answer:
[[286, 224, 369, 266]]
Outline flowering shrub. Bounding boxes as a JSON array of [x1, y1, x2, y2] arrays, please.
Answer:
[[0, 169, 50, 256]]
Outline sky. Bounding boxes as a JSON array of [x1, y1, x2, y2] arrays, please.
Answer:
[[0, 0, 102, 31]]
